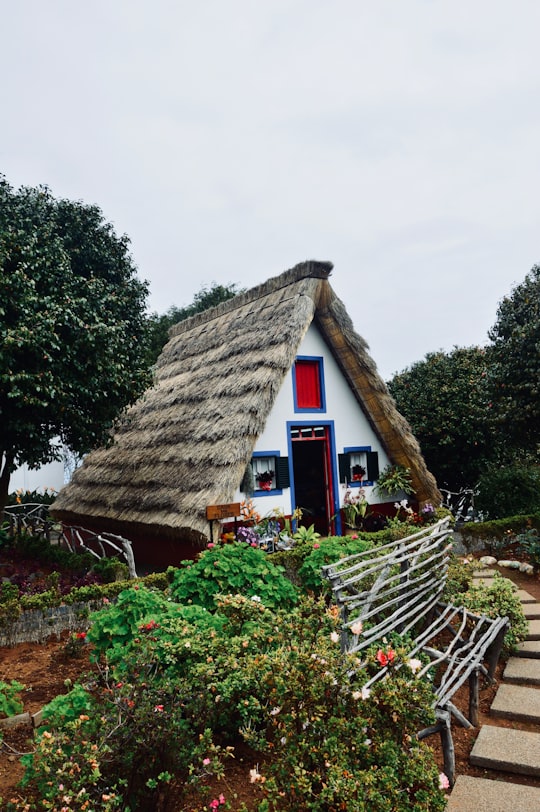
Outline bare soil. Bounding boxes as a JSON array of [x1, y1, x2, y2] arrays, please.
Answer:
[[1, 566, 540, 809]]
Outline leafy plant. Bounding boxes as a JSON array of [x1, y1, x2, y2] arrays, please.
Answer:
[[298, 536, 373, 594], [292, 523, 321, 543], [456, 575, 528, 653], [0, 679, 25, 718], [169, 542, 299, 611], [375, 464, 415, 497], [476, 464, 540, 519], [340, 488, 369, 529], [516, 527, 540, 571]]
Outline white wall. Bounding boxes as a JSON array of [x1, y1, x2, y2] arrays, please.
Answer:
[[234, 323, 393, 519]]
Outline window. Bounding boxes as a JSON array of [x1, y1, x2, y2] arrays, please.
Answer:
[[338, 447, 379, 486], [251, 452, 290, 494], [293, 357, 326, 412]]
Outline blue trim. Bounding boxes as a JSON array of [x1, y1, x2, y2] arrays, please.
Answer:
[[252, 450, 283, 496], [292, 356, 327, 413], [343, 446, 374, 487], [287, 420, 341, 535]]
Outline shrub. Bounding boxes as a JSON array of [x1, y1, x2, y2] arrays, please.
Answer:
[[0, 679, 24, 718], [169, 542, 299, 611], [297, 536, 374, 594], [12, 593, 447, 811], [458, 513, 540, 554], [476, 464, 540, 519], [456, 575, 528, 653]]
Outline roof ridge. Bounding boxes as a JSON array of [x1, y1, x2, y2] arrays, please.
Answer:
[[168, 259, 333, 338]]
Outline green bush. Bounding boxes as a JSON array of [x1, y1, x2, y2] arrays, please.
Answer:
[[476, 464, 540, 519], [11, 594, 447, 812], [297, 536, 374, 594], [0, 680, 25, 718], [459, 513, 540, 553], [169, 542, 299, 611], [456, 575, 528, 654]]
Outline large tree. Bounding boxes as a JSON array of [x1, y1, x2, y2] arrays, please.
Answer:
[[388, 346, 495, 493], [488, 264, 540, 453], [0, 178, 151, 509]]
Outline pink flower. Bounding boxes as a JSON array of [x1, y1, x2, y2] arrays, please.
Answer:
[[350, 620, 363, 636], [313, 543, 320, 548], [154, 704, 164, 712], [330, 631, 340, 643], [203, 757, 211, 766], [207, 542, 215, 548], [439, 772, 450, 790]]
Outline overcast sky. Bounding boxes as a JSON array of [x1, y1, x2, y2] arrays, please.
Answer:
[[2, 1, 539, 380]]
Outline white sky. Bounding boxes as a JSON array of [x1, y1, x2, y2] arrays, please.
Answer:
[[2, 1, 539, 380]]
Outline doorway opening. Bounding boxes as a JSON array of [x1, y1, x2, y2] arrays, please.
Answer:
[[290, 425, 336, 536]]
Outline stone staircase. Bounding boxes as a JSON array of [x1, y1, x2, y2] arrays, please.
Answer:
[[446, 577, 540, 811]]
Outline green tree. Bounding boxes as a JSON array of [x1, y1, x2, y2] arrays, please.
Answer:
[[145, 282, 243, 366], [0, 177, 151, 510], [388, 347, 495, 492], [488, 264, 540, 453]]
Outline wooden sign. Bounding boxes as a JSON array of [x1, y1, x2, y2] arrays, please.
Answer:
[[206, 503, 241, 521]]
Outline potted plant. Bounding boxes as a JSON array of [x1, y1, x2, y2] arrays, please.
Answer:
[[256, 470, 274, 491]]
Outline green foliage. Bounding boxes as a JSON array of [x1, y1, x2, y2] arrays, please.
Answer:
[[388, 347, 494, 491], [459, 513, 540, 551], [0, 176, 151, 510], [488, 264, 540, 451], [476, 464, 540, 519], [13, 594, 446, 812], [7, 534, 95, 572], [297, 536, 374, 594], [442, 554, 473, 600], [292, 523, 321, 543], [7, 487, 57, 506], [91, 556, 130, 583], [169, 542, 299, 611], [87, 585, 175, 661], [0, 679, 25, 718], [145, 282, 243, 366], [375, 464, 415, 497], [456, 575, 528, 653], [516, 527, 540, 571]]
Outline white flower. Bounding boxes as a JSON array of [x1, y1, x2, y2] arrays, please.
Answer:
[[270, 706, 281, 716], [350, 620, 363, 636], [330, 631, 340, 643], [407, 658, 422, 674], [352, 686, 371, 701], [251, 595, 261, 602], [280, 736, 287, 745], [250, 767, 263, 784]]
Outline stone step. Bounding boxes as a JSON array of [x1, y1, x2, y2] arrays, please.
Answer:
[[526, 620, 540, 641], [491, 684, 540, 724], [515, 640, 540, 659], [517, 589, 538, 604], [472, 569, 497, 578], [504, 656, 540, 684], [470, 725, 540, 777], [446, 775, 540, 812], [523, 603, 540, 619]]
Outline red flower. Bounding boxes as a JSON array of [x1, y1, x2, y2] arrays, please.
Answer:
[[376, 647, 396, 667]]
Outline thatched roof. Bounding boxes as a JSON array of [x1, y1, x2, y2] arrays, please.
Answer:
[[52, 260, 440, 543]]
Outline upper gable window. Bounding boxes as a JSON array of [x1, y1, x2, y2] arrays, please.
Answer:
[[293, 357, 326, 412]]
